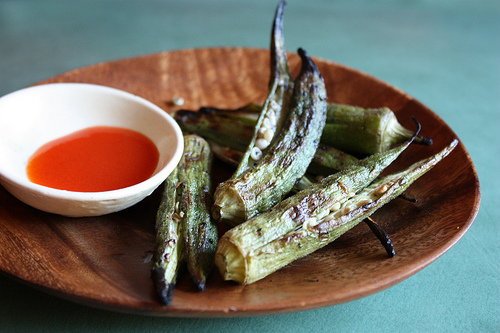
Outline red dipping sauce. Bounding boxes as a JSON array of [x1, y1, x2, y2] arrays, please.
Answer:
[[27, 126, 160, 192]]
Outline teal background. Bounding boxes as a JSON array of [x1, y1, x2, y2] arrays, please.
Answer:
[[1, 0, 498, 332]]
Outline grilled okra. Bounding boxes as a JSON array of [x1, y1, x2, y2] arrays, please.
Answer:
[[151, 167, 184, 305], [216, 139, 458, 284], [173, 104, 269, 153], [175, 108, 359, 173], [178, 135, 217, 291], [151, 135, 217, 304], [234, 0, 293, 177], [310, 143, 359, 174], [214, 136, 416, 283], [174, 102, 432, 156], [215, 136, 409, 260], [213, 48, 327, 225], [175, 105, 258, 154]]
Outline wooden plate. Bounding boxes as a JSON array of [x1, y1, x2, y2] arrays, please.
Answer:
[[0, 48, 480, 317]]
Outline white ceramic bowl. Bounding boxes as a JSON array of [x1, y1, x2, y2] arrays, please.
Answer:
[[0, 83, 184, 217]]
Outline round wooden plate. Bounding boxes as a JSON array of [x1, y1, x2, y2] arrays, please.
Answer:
[[0, 48, 480, 317]]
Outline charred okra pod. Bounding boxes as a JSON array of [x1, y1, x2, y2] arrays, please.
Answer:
[[175, 108, 359, 174], [208, 140, 346, 193], [216, 139, 458, 284], [174, 102, 432, 156], [151, 167, 184, 305], [234, 0, 294, 177], [213, 48, 327, 225], [173, 104, 266, 153], [175, 104, 260, 153], [151, 135, 217, 304], [178, 135, 217, 291], [215, 136, 416, 283]]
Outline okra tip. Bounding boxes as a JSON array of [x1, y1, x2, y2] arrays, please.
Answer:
[[273, 1, 287, 28], [297, 48, 318, 75], [151, 266, 175, 306], [196, 280, 207, 292], [188, 268, 209, 291], [364, 217, 396, 258]]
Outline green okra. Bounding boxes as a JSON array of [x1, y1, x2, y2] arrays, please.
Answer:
[[175, 108, 359, 174], [178, 135, 217, 291], [310, 143, 360, 174], [216, 139, 458, 285], [174, 104, 260, 153], [234, 0, 294, 177], [151, 135, 217, 304], [216, 136, 414, 256], [174, 102, 432, 156], [212, 48, 327, 225], [151, 167, 184, 305], [208, 140, 337, 193]]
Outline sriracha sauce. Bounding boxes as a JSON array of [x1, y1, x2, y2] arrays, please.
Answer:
[[27, 126, 159, 192]]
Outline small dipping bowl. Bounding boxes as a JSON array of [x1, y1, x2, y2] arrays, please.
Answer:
[[0, 83, 184, 217]]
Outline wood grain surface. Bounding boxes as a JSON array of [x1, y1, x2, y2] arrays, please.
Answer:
[[0, 48, 480, 317]]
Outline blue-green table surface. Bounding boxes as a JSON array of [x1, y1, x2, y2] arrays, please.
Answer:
[[1, 1, 498, 332]]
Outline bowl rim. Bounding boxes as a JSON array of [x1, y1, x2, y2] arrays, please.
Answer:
[[0, 82, 184, 202]]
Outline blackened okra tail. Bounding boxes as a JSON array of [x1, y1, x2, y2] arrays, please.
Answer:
[[213, 48, 328, 225], [178, 135, 217, 291], [216, 139, 458, 285], [364, 217, 396, 257]]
